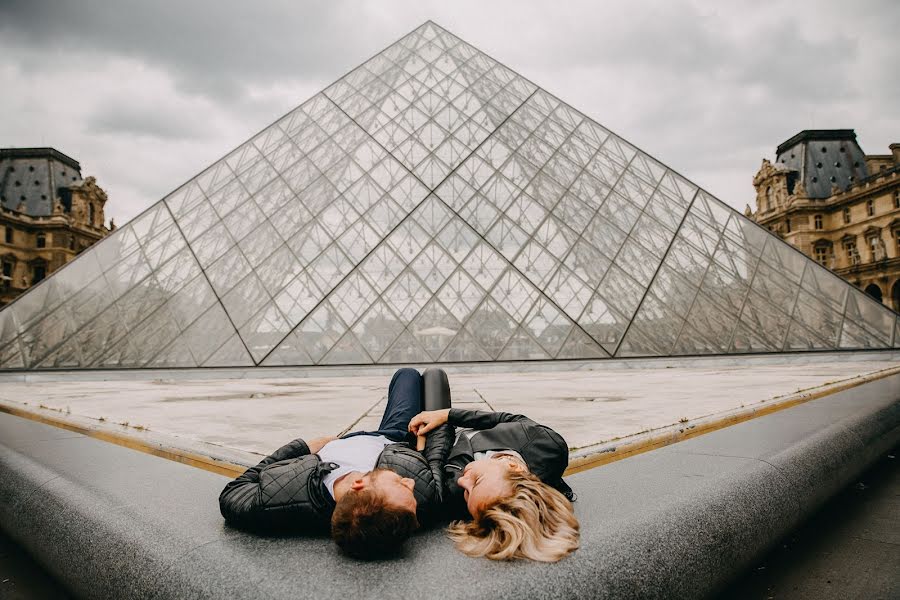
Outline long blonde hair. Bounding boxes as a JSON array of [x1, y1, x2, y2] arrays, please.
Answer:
[[446, 470, 579, 562]]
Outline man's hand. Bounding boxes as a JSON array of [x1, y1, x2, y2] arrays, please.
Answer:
[[307, 436, 338, 454], [408, 409, 450, 436]]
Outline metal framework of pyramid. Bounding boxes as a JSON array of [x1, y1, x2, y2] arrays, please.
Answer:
[[2, 21, 899, 370]]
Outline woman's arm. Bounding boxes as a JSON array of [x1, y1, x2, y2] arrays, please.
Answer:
[[446, 408, 537, 430], [410, 408, 538, 433]]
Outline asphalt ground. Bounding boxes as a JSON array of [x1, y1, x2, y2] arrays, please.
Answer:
[[717, 445, 899, 599], [0, 529, 71, 600]]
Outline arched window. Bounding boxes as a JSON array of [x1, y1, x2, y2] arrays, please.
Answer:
[[32, 262, 46, 284], [864, 283, 883, 303], [89, 203, 96, 225], [765, 186, 772, 210]]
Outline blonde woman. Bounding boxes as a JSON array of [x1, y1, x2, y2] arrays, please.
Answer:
[[409, 407, 579, 562]]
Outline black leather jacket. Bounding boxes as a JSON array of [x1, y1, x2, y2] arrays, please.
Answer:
[[443, 409, 574, 517], [219, 425, 454, 532]]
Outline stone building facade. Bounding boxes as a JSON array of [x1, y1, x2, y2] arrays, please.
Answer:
[[749, 130, 900, 310], [0, 148, 112, 307]]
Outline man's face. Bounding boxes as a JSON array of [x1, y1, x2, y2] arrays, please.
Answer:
[[358, 469, 417, 513]]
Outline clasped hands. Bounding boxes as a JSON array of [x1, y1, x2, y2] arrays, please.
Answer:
[[408, 408, 451, 450]]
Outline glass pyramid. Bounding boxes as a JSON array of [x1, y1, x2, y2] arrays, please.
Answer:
[[2, 21, 898, 370]]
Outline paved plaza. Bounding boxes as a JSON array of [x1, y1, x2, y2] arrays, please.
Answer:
[[2, 355, 896, 463]]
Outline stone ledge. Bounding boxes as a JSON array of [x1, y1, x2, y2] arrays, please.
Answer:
[[0, 374, 898, 599]]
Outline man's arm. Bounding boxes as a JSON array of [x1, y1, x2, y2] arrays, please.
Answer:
[[218, 437, 328, 530]]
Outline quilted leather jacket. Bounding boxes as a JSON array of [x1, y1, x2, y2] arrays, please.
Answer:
[[443, 409, 574, 518], [219, 424, 454, 532]]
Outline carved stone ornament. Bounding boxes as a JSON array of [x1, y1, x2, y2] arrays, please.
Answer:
[[74, 176, 108, 204]]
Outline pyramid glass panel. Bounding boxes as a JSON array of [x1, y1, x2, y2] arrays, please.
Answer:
[[2, 21, 898, 370]]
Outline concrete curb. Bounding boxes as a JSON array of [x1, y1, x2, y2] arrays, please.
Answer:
[[567, 363, 900, 474], [0, 374, 898, 599]]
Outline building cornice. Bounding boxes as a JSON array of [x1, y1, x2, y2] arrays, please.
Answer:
[[0, 147, 81, 172]]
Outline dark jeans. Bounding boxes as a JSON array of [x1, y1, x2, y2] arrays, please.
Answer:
[[343, 368, 421, 444]]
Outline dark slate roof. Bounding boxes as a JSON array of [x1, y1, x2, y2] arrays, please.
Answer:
[[774, 130, 868, 199], [0, 147, 84, 216]]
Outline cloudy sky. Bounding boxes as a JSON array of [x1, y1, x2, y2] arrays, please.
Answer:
[[2, 0, 898, 225]]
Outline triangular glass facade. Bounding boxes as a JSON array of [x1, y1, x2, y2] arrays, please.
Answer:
[[1, 21, 898, 370]]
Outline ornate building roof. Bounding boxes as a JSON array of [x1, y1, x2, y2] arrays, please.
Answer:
[[0, 147, 85, 216], [774, 130, 869, 199]]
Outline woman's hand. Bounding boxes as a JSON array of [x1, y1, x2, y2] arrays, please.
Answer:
[[408, 409, 450, 436]]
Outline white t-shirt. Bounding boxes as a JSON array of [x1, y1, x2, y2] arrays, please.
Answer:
[[318, 435, 394, 499]]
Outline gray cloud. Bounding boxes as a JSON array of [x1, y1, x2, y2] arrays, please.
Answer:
[[86, 102, 214, 140], [0, 0, 897, 224]]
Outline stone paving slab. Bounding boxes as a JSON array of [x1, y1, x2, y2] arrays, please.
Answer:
[[0, 357, 897, 460]]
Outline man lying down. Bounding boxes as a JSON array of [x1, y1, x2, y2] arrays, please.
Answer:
[[219, 368, 579, 562]]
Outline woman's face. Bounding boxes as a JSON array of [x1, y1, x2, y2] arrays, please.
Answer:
[[456, 456, 522, 517]]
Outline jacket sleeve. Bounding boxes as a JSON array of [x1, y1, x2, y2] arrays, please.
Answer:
[[447, 408, 537, 430], [422, 423, 454, 501], [218, 438, 324, 530]]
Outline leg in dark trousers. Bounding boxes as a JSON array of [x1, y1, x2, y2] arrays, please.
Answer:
[[344, 368, 422, 443]]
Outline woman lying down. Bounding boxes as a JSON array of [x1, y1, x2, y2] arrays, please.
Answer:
[[410, 405, 579, 562], [219, 368, 578, 562]]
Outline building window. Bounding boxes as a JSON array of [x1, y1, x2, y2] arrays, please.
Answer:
[[36, 233, 46, 248], [895, 191, 900, 209], [814, 214, 823, 230], [867, 199, 874, 217], [843, 207, 851, 224], [845, 240, 859, 265], [3, 227, 11, 244], [1, 261, 12, 290], [814, 246, 830, 266], [869, 235, 886, 261], [69, 235, 76, 251], [89, 203, 95, 225], [32, 264, 46, 284], [785, 218, 791, 233]]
